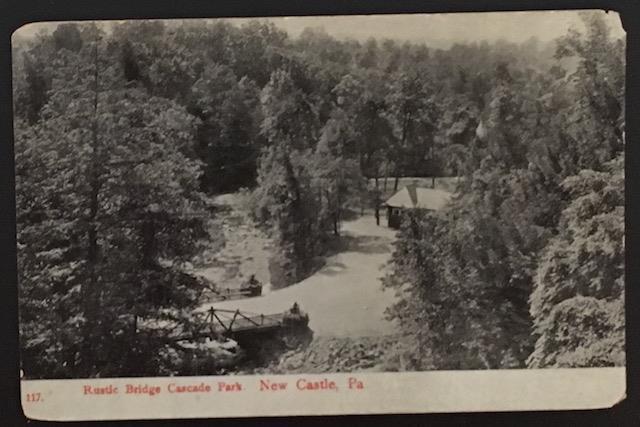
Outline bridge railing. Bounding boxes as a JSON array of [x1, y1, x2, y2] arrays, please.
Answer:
[[205, 308, 283, 335]]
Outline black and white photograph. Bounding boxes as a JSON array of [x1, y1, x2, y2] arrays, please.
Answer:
[[11, 9, 626, 418]]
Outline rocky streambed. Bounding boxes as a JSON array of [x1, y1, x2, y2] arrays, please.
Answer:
[[250, 335, 403, 374]]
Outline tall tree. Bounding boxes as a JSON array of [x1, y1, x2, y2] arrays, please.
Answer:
[[228, 21, 289, 87], [527, 11, 625, 368], [555, 11, 625, 168], [16, 53, 49, 124], [333, 71, 392, 221], [190, 64, 261, 192], [386, 69, 439, 188], [313, 108, 365, 235], [252, 69, 321, 288], [528, 156, 624, 368], [17, 29, 212, 378]]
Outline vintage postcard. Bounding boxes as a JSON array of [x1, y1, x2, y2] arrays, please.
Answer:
[[13, 10, 625, 421]]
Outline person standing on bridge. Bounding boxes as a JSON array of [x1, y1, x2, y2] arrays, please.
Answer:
[[291, 302, 300, 315]]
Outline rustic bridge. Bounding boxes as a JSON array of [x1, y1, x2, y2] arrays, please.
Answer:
[[179, 306, 308, 344], [205, 307, 285, 336]]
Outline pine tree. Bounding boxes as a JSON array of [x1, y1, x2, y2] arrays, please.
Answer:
[[16, 28, 212, 378]]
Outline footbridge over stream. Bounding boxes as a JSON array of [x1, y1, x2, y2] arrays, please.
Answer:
[[178, 306, 309, 343]]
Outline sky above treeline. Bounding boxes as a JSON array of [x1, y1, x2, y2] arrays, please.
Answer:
[[14, 10, 624, 49]]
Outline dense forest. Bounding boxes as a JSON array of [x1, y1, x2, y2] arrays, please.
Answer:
[[14, 11, 624, 378], [383, 13, 625, 369]]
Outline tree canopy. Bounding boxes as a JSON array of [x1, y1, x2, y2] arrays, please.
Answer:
[[14, 12, 624, 376], [383, 12, 625, 370]]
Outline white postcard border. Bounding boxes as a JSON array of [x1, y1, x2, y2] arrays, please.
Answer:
[[20, 367, 625, 421]]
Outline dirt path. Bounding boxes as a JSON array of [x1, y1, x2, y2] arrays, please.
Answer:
[[201, 214, 399, 338]]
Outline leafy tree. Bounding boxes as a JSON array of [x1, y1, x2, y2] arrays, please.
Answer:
[[228, 21, 289, 87], [52, 23, 84, 52], [384, 160, 559, 369], [525, 16, 625, 368], [121, 40, 143, 82], [333, 71, 393, 219], [296, 27, 353, 69], [189, 63, 261, 192], [385, 69, 439, 187], [15, 53, 49, 124], [259, 68, 319, 150], [528, 156, 624, 367], [555, 11, 625, 169], [313, 108, 365, 235], [357, 38, 379, 69], [252, 69, 322, 288], [384, 11, 624, 370], [252, 144, 322, 288]]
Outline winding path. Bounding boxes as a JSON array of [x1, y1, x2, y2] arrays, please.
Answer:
[[201, 214, 399, 338]]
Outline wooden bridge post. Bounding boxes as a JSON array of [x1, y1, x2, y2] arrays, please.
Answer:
[[227, 309, 240, 332]]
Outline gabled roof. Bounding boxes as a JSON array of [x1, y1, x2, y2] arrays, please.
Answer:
[[384, 185, 451, 210]]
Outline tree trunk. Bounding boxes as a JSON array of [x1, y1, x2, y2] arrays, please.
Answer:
[[281, 148, 308, 276], [374, 176, 380, 225], [394, 112, 410, 193], [141, 219, 157, 268], [82, 37, 102, 376], [132, 314, 138, 337]]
